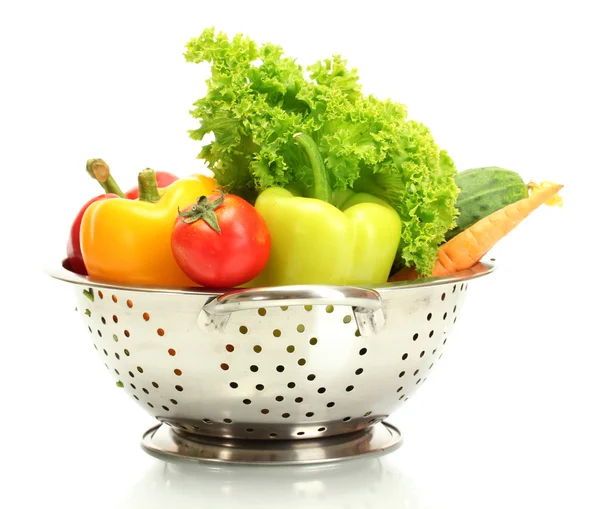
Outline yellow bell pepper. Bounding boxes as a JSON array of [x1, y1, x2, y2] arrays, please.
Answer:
[[80, 168, 217, 286]]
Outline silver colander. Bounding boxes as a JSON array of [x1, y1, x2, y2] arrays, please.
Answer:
[[49, 259, 494, 464]]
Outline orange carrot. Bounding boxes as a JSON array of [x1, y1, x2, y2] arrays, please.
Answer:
[[390, 182, 563, 281]]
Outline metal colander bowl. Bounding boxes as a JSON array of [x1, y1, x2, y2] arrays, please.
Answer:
[[49, 259, 494, 464]]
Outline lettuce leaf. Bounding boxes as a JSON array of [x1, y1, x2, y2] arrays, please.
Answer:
[[184, 28, 458, 275]]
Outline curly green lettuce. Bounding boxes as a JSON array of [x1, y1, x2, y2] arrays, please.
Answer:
[[184, 27, 458, 275]]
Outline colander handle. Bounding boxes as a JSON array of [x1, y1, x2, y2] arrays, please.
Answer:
[[199, 285, 385, 337]]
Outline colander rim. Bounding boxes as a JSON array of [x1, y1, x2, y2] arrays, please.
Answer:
[[46, 258, 495, 296]]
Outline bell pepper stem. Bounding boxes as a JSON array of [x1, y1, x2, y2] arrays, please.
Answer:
[[293, 133, 331, 204], [86, 158, 125, 197], [138, 168, 161, 203]]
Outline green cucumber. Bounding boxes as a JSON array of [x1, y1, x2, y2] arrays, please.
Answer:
[[446, 167, 528, 241]]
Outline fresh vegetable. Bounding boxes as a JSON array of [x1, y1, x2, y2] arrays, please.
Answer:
[[80, 168, 217, 286], [125, 171, 179, 199], [390, 182, 563, 281], [248, 133, 402, 287], [66, 159, 125, 275], [446, 167, 529, 241], [171, 191, 271, 287], [184, 28, 457, 277], [67, 194, 118, 274]]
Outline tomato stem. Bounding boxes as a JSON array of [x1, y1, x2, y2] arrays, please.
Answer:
[[86, 159, 125, 198], [178, 190, 224, 234], [138, 168, 161, 203]]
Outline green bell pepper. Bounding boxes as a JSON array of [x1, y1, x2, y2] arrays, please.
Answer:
[[250, 133, 402, 287]]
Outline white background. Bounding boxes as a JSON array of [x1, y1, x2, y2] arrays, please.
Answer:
[[1, 1, 599, 508]]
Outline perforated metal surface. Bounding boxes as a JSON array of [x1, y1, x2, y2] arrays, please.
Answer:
[[57, 261, 493, 442]]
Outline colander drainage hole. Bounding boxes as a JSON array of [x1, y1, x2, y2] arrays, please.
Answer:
[[297, 324, 305, 333], [230, 382, 238, 389], [282, 413, 290, 418], [326, 305, 334, 313], [204, 419, 212, 424], [275, 395, 284, 401], [175, 385, 183, 392], [256, 384, 265, 391], [318, 387, 326, 394], [355, 368, 364, 375], [258, 308, 267, 316], [327, 402, 335, 408], [359, 348, 367, 356], [402, 353, 408, 360], [101, 317, 106, 325], [318, 427, 326, 432], [276, 365, 285, 372], [307, 374, 316, 381], [226, 344, 234, 352], [273, 329, 281, 337], [98, 290, 104, 299], [287, 382, 296, 388], [250, 365, 259, 372], [246, 428, 255, 433], [239, 325, 248, 334], [269, 433, 278, 438], [243, 399, 252, 405], [221, 363, 230, 370], [343, 315, 352, 324], [309, 337, 318, 345], [342, 417, 351, 422], [427, 313, 432, 321], [143, 312, 150, 321], [261, 409, 270, 414], [306, 412, 314, 417], [296, 431, 305, 436], [224, 418, 233, 424], [142, 388, 149, 394]]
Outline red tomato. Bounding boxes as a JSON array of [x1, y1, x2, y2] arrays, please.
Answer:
[[125, 171, 179, 199], [171, 193, 270, 287]]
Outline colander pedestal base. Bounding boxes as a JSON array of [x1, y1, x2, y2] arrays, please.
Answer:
[[141, 422, 402, 465]]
